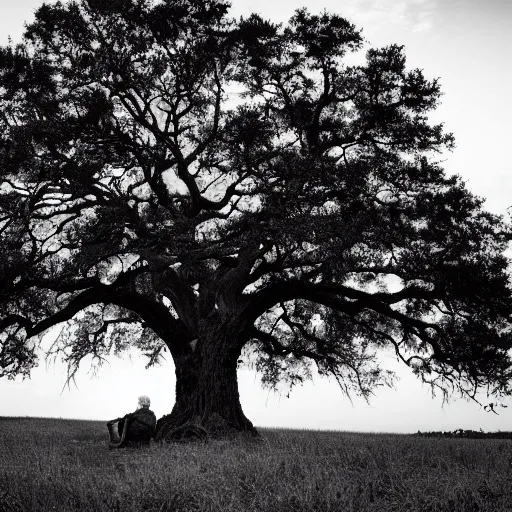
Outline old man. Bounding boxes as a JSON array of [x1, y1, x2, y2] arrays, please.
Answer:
[[107, 395, 157, 447]]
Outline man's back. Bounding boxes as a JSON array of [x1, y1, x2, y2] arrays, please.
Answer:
[[107, 395, 156, 447], [123, 407, 157, 442]]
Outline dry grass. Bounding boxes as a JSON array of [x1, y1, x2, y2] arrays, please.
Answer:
[[1, 417, 512, 511]]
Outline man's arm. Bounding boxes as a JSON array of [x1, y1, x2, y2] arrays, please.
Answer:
[[107, 411, 135, 425], [107, 416, 123, 426]]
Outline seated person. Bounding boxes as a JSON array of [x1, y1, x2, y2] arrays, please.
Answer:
[[107, 395, 157, 447]]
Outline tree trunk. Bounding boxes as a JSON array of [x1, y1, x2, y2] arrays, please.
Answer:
[[154, 330, 257, 442]]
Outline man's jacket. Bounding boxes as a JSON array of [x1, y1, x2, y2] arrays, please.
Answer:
[[122, 407, 157, 441]]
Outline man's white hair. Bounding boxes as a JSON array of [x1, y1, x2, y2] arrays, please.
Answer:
[[138, 395, 151, 408]]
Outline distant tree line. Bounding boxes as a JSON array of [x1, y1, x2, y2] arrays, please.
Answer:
[[414, 430, 512, 440]]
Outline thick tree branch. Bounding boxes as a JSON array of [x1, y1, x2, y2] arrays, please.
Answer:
[[245, 280, 440, 332]]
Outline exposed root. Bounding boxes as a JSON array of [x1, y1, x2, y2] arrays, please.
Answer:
[[155, 412, 259, 443], [167, 424, 208, 442]]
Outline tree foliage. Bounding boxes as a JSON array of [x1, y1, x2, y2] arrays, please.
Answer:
[[1, 0, 511, 407]]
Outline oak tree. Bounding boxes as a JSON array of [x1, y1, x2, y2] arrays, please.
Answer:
[[1, 0, 511, 439]]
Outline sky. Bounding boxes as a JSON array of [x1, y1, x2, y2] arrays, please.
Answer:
[[1, 0, 512, 433]]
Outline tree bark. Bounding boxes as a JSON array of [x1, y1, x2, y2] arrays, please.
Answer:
[[154, 327, 257, 441]]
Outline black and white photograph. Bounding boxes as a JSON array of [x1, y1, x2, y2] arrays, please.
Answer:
[[1, 0, 511, 510]]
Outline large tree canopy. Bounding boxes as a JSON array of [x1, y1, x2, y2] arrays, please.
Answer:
[[1, 0, 512, 439]]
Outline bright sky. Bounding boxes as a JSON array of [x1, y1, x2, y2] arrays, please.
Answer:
[[1, 0, 512, 433]]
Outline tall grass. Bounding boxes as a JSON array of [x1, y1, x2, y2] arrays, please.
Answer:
[[1, 417, 512, 511]]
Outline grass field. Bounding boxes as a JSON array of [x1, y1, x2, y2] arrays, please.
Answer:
[[1, 417, 512, 511]]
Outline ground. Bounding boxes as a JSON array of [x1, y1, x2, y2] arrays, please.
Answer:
[[1, 417, 512, 511]]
